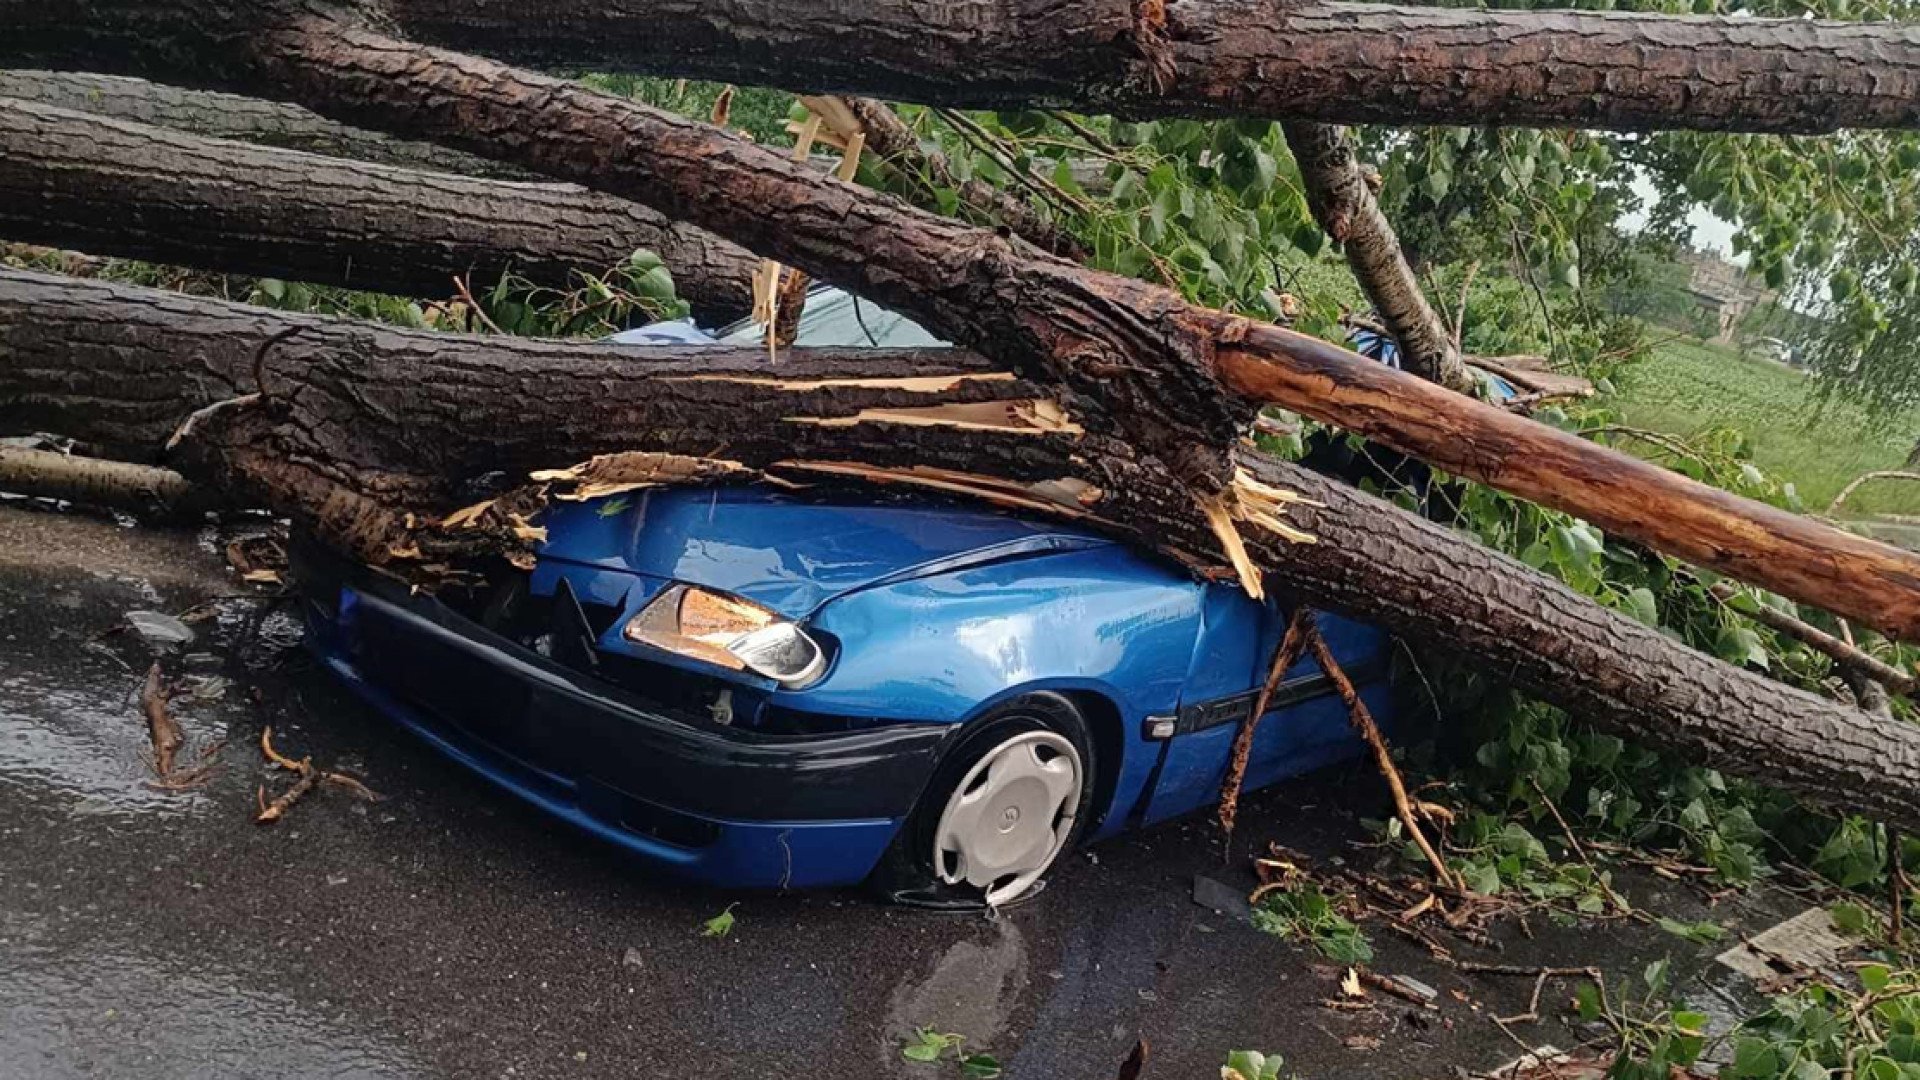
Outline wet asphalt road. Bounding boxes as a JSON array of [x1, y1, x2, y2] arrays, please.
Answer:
[[0, 504, 1802, 1079]]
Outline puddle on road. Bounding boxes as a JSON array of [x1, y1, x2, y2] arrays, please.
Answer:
[[0, 936, 423, 1079], [0, 665, 222, 818]]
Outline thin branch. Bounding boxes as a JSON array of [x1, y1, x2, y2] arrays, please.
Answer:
[[1218, 608, 1315, 838], [1708, 582, 1917, 697], [1828, 470, 1920, 515], [1304, 620, 1460, 890]]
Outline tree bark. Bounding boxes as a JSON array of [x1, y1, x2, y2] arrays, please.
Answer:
[[12, 0, 1911, 135], [0, 96, 757, 326], [137, 16, 1915, 644], [0, 68, 528, 178], [9, 266, 1920, 834], [0, 446, 214, 517], [1284, 122, 1468, 392]]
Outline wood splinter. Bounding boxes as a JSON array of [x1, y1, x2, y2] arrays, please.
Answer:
[[255, 725, 381, 825]]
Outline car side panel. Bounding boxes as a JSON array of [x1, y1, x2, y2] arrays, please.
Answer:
[[800, 545, 1206, 835], [1141, 596, 1397, 825]]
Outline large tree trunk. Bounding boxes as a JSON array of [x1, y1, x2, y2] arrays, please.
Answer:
[[8, 265, 1920, 833], [10, 0, 1912, 135], [122, 15, 1910, 644], [1284, 122, 1467, 392], [0, 96, 757, 325], [0, 68, 529, 178], [9, 6, 1919, 637]]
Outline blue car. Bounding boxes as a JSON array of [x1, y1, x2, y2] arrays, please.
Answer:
[[297, 289, 1398, 907]]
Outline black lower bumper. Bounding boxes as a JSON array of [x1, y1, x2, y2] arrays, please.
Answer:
[[301, 556, 953, 824]]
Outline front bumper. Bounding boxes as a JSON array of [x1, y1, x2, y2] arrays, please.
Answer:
[[300, 563, 953, 889]]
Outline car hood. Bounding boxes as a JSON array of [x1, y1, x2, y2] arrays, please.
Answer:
[[536, 487, 1109, 619]]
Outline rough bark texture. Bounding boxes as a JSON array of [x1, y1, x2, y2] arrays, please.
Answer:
[[0, 68, 528, 178], [184, 19, 1920, 644], [9, 0, 1907, 135], [0, 96, 757, 325], [9, 267, 1920, 835], [1284, 121, 1468, 392], [7, 8, 1916, 636], [9, 2, 1920, 134], [244, 20, 1253, 495]]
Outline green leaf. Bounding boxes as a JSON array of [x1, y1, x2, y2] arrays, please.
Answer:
[[1622, 586, 1660, 627], [700, 903, 738, 939], [960, 1053, 1002, 1079], [1830, 901, 1871, 936], [902, 1028, 959, 1064]]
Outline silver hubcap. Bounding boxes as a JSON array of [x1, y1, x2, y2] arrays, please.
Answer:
[[933, 730, 1082, 906]]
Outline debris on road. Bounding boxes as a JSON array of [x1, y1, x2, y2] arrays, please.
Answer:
[[137, 661, 221, 789], [255, 725, 381, 825], [126, 609, 194, 649]]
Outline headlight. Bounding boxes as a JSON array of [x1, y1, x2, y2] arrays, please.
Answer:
[[622, 584, 827, 688]]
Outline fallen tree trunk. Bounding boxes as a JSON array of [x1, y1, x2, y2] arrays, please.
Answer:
[[8, 266, 1920, 833], [0, 96, 757, 325], [13, 9, 1920, 637], [0, 68, 527, 178], [14, 0, 1907, 135], [143, 16, 1917, 643]]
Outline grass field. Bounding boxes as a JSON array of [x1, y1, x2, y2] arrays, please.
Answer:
[[1602, 336, 1920, 517]]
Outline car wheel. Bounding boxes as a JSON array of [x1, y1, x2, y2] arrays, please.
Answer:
[[871, 693, 1095, 909]]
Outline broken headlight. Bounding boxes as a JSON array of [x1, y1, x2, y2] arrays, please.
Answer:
[[622, 584, 827, 688]]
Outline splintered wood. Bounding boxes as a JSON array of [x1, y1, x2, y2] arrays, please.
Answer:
[[1202, 467, 1323, 599]]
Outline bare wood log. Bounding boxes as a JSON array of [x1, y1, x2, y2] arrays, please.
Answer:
[[0, 68, 527, 177], [0, 96, 757, 325], [11, 268, 1920, 836], [1709, 582, 1918, 698], [0, 446, 213, 517], [14, 0, 1916, 135], [1283, 122, 1468, 392]]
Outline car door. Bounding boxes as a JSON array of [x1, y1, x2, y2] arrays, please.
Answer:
[[1140, 588, 1396, 826], [1138, 580, 1266, 824]]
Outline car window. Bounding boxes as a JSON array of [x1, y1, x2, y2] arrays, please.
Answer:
[[714, 287, 949, 349]]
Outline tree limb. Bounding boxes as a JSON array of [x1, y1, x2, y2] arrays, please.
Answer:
[[0, 95, 758, 325], [1283, 121, 1469, 391]]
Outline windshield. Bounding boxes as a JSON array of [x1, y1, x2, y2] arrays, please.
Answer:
[[714, 287, 948, 349]]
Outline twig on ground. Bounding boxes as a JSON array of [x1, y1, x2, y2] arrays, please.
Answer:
[[256, 726, 383, 825], [1529, 776, 1635, 917], [1218, 608, 1315, 838], [139, 662, 185, 779]]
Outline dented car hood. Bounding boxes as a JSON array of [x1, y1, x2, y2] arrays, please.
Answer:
[[536, 487, 1110, 619]]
